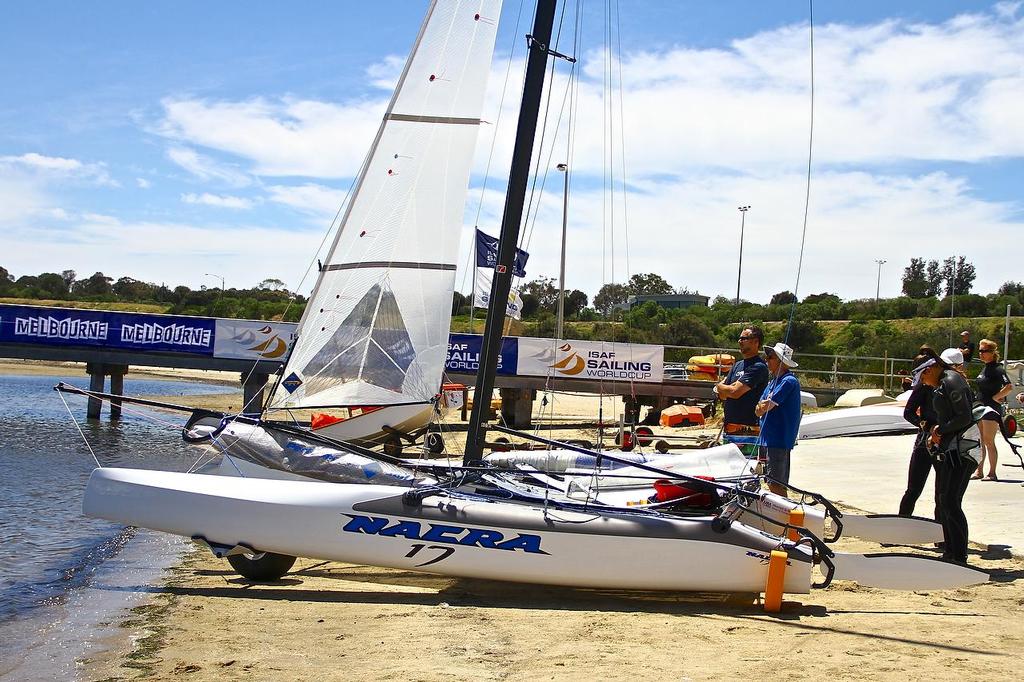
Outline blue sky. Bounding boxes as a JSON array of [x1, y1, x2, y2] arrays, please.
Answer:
[[2, 1, 1022, 303]]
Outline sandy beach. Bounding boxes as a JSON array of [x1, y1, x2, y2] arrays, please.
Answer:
[[5, 361, 1024, 680]]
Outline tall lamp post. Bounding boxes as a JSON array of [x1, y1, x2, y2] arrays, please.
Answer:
[[555, 163, 569, 339], [874, 259, 886, 303], [735, 206, 750, 305], [204, 273, 225, 293]]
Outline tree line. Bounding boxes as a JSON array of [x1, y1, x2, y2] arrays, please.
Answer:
[[0, 267, 305, 322]]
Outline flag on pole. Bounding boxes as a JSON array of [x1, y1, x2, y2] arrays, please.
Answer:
[[475, 229, 529, 278], [474, 267, 524, 320]]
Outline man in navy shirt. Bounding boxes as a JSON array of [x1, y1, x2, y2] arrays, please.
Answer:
[[715, 326, 769, 435], [755, 342, 802, 496]]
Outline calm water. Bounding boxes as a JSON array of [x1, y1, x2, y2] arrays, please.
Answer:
[[0, 373, 233, 679]]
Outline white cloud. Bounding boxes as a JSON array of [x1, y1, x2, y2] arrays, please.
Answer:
[[265, 183, 348, 218], [0, 152, 117, 186], [366, 55, 405, 90], [181, 192, 255, 210], [2, 215, 323, 293], [136, 177, 151, 188], [167, 146, 252, 187], [157, 97, 384, 178]]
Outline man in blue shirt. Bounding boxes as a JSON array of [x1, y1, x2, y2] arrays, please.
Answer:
[[715, 326, 769, 436], [755, 342, 802, 496]]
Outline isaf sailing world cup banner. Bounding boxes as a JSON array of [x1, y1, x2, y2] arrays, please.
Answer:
[[516, 338, 664, 383]]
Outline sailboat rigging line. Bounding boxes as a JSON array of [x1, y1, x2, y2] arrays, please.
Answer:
[[490, 424, 759, 501], [469, 0, 527, 231], [784, 0, 816, 345], [57, 389, 102, 469], [54, 382, 219, 416], [465, 0, 560, 465], [613, 0, 631, 283], [519, 0, 574, 255]]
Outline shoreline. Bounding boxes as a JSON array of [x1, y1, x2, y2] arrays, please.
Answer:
[[12, 360, 1024, 678]]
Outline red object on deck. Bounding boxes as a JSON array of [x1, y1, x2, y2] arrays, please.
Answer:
[[310, 406, 382, 430], [653, 477, 715, 506]]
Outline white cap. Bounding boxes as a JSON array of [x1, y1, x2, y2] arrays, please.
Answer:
[[765, 342, 798, 368], [941, 348, 964, 366]]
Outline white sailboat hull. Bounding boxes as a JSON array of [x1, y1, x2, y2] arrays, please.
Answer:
[[311, 403, 434, 444], [798, 404, 915, 440], [83, 467, 814, 594]]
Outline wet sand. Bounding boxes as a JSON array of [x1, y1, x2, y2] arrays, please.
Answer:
[[7, 362, 1023, 679]]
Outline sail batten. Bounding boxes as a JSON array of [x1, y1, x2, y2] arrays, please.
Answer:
[[270, 0, 503, 411]]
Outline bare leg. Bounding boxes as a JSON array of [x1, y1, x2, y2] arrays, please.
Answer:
[[979, 420, 998, 479]]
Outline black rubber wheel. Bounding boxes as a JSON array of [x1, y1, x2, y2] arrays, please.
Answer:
[[227, 552, 297, 581], [1004, 414, 1018, 438], [382, 435, 403, 457], [425, 432, 445, 454]]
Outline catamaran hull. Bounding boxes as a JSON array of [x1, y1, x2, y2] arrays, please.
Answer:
[[311, 403, 435, 444], [83, 467, 814, 594], [798, 405, 916, 440]]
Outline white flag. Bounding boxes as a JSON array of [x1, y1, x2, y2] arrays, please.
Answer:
[[474, 267, 523, 320]]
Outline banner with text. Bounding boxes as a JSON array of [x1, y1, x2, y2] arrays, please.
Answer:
[[445, 333, 518, 376], [0, 304, 217, 355], [516, 338, 664, 383]]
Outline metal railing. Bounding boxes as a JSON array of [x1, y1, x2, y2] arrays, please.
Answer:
[[663, 344, 917, 392]]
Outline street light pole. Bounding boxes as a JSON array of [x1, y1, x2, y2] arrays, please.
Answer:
[[204, 273, 225, 292], [874, 259, 886, 303], [556, 163, 569, 339], [735, 206, 750, 305]]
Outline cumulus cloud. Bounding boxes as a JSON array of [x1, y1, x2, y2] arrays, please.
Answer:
[[167, 147, 252, 187], [366, 55, 405, 90], [0, 152, 117, 186], [181, 192, 255, 209], [136, 177, 151, 189], [265, 183, 348, 218], [158, 97, 384, 178]]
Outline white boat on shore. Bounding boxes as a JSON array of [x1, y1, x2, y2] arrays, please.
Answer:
[[798, 403, 916, 440]]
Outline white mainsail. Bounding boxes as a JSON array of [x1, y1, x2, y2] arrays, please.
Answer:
[[269, 0, 503, 410]]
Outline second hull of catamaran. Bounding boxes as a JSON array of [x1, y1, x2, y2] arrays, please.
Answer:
[[84, 467, 816, 593], [798, 404, 916, 440], [309, 403, 434, 445]]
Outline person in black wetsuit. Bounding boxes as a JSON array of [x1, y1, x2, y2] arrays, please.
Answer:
[[973, 339, 1013, 481], [922, 355, 980, 565], [898, 348, 941, 519]]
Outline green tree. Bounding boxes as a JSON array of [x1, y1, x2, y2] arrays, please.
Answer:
[[663, 314, 715, 347], [925, 260, 944, 297], [564, 289, 588, 318], [73, 272, 114, 298], [626, 272, 673, 296], [901, 258, 928, 298], [520, 276, 558, 311], [998, 281, 1024, 297], [36, 272, 70, 299], [770, 290, 797, 306], [593, 282, 629, 316], [942, 256, 976, 296]]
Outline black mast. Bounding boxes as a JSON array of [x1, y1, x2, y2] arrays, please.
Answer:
[[464, 0, 558, 465]]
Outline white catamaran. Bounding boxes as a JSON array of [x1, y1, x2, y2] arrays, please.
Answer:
[[68, 0, 987, 599]]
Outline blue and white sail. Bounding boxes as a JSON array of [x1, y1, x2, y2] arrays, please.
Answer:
[[269, 0, 503, 410]]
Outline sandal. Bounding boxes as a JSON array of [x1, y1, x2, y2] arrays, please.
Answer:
[[985, 473, 999, 481], [971, 473, 983, 480]]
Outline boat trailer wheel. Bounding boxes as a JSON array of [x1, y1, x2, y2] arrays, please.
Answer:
[[1004, 414, 1018, 438], [227, 552, 297, 581]]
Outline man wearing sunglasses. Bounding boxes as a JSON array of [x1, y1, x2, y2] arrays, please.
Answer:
[[714, 326, 769, 441]]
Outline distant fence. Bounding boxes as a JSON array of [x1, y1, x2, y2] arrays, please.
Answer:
[[664, 344, 919, 392]]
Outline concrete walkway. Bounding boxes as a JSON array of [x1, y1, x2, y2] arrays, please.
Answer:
[[791, 433, 1024, 556]]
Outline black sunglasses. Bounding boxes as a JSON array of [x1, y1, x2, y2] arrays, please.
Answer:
[[738, 336, 753, 341]]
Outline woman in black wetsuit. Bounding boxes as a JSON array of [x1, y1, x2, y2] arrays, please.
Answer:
[[898, 348, 941, 518], [973, 339, 1012, 481]]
